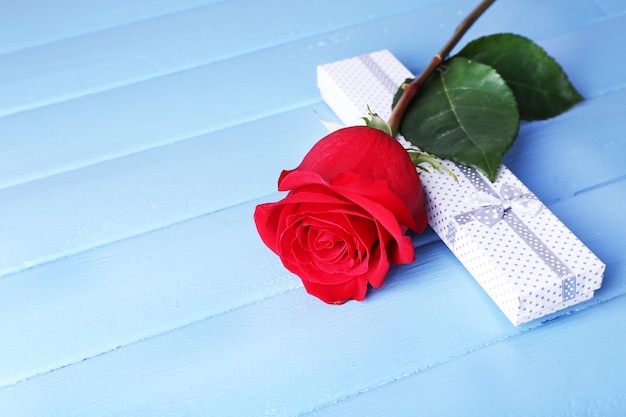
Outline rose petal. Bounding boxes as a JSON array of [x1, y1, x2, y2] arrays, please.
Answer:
[[301, 275, 369, 304], [254, 201, 293, 254], [280, 208, 376, 283], [295, 215, 358, 274], [330, 171, 425, 233], [282, 126, 426, 227], [327, 187, 416, 265], [255, 126, 430, 304]]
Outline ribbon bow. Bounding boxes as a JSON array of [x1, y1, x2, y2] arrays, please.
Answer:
[[469, 184, 543, 227]]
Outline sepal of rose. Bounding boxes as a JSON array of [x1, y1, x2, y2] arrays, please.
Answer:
[[361, 105, 393, 136], [407, 150, 458, 182]]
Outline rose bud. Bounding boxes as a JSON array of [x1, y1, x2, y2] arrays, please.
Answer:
[[254, 126, 427, 304]]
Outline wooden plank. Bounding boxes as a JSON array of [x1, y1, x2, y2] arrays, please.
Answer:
[[304, 181, 626, 416], [0, 0, 604, 118], [0, 0, 613, 190], [2, 79, 625, 278], [538, 12, 626, 98], [0, 0, 226, 55], [0, 0, 453, 117], [307, 294, 626, 417], [0, 194, 302, 388], [589, 0, 626, 14], [0, 231, 622, 416], [0, 106, 329, 277], [0, 174, 623, 409], [0, 8, 623, 279], [0, 1, 624, 415], [0, 193, 438, 388], [505, 87, 626, 205]]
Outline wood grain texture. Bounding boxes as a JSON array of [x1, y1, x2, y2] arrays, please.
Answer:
[[1, 0, 622, 274], [589, 0, 626, 14], [307, 293, 626, 417], [1, 0, 625, 415], [0, 107, 329, 276], [0, 0, 610, 189], [0, 0, 226, 54], [0, 0, 447, 117]]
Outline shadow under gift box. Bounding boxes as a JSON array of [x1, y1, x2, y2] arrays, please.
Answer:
[[317, 50, 605, 326]]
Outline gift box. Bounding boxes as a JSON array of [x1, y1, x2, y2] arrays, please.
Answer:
[[317, 50, 605, 326]]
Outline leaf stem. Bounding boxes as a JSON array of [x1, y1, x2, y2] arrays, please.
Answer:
[[388, 0, 497, 136]]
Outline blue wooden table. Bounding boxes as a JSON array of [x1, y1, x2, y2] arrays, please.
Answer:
[[1, 0, 625, 415]]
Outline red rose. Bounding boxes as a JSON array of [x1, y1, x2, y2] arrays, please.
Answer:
[[254, 126, 427, 304]]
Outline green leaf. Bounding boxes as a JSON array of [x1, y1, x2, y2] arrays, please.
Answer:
[[393, 57, 519, 182], [456, 33, 583, 120]]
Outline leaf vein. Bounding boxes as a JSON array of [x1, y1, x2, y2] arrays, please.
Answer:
[[440, 73, 490, 164]]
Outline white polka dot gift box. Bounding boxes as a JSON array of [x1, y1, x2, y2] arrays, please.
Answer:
[[317, 50, 606, 326]]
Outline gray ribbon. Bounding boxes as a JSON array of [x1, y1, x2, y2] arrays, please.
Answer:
[[448, 165, 577, 302], [468, 183, 543, 227], [358, 54, 398, 95]]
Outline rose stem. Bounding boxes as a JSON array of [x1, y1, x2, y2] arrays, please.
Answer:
[[387, 0, 497, 137]]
